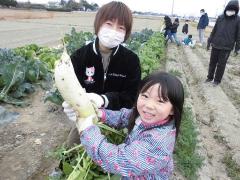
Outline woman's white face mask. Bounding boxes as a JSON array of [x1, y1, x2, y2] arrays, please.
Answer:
[[226, 10, 236, 16], [98, 27, 125, 48]]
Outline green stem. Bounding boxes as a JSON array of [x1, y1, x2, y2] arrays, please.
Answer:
[[67, 150, 86, 180], [83, 161, 92, 180], [63, 144, 83, 155], [97, 123, 125, 137], [0, 63, 20, 98]]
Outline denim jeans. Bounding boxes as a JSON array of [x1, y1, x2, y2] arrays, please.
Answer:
[[198, 29, 205, 44], [165, 30, 174, 43], [171, 33, 180, 45]]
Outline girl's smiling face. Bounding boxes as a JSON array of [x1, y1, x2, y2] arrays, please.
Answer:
[[137, 83, 173, 124]]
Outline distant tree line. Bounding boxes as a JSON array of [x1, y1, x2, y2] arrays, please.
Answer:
[[59, 0, 99, 11], [0, 0, 17, 7], [0, 0, 99, 11]]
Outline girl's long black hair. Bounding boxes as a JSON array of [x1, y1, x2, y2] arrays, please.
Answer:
[[127, 71, 184, 138]]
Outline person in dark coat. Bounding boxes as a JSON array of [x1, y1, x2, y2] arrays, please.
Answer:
[[206, 0, 240, 86], [164, 16, 173, 42], [63, 1, 141, 147], [197, 9, 209, 45], [169, 18, 180, 45], [182, 20, 189, 35]]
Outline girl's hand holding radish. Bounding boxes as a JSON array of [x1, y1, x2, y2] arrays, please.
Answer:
[[75, 114, 95, 133]]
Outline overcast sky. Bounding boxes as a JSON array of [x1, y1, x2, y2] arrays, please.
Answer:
[[19, 0, 232, 17]]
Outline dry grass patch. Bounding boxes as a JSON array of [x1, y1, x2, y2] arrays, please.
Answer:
[[0, 9, 54, 20]]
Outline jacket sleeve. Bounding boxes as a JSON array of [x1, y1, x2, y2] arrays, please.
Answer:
[[101, 108, 132, 128], [105, 53, 141, 110], [208, 17, 219, 45], [204, 15, 209, 28], [235, 18, 240, 52], [80, 125, 176, 177]]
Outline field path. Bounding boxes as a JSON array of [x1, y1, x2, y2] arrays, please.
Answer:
[[167, 43, 240, 179]]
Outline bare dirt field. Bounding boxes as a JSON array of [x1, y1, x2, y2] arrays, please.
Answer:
[[0, 8, 162, 48], [0, 8, 240, 180]]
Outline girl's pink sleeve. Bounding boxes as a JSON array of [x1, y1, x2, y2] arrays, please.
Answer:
[[99, 108, 132, 128], [80, 125, 175, 177]]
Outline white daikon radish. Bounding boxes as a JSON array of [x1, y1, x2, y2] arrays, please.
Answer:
[[54, 48, 97, 120]]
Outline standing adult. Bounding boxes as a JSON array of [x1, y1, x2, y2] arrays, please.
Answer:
[[197, 9, 209, 45], [164, 16, 174, 43], [63, 1, 141, 147], [170, 18, 180, 45], [206, 0, 240, 86]]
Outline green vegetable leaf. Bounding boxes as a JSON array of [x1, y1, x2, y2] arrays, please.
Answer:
[[63, 162, 73, 176]]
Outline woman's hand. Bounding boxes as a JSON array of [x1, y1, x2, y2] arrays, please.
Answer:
[[62, 101, 77, 122], [87, 93, 108, 108]]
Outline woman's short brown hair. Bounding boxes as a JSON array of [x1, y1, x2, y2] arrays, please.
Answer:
[[94, 1, 133, 42]]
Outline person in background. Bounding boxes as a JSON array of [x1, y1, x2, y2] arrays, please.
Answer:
[[164, 15, 174, 43], [170, 18, 180, 46], [182, 19, 189, 35], [197, 9, 209, 46], [63, 1, 141, 147], [206, 0, 240, 86], [66, 71, 184, 179], [182, 34, 195, 47]]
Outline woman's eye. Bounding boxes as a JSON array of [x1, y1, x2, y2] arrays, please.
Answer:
[[105, 22, 112, 26], [119, 26, 126, 30]]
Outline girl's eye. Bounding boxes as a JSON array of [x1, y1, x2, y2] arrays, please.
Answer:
[[157, 99, 165, 103], [141, 94, 148, 98]]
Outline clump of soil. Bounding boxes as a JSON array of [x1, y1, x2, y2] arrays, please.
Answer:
[[0, 88, 72, 179]]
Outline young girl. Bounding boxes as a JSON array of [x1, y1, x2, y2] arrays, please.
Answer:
[[76, 71, 184, 179], [182, 34, 196, 48], [182, 19, 189, 35]]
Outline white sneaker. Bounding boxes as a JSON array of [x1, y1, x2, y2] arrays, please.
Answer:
[[49, 168, 63, 178]]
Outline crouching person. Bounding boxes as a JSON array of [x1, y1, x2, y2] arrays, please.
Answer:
[[65, 71, 184, 179]]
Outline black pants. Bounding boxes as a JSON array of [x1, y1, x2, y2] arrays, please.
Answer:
[[207, 47, 231, 83]]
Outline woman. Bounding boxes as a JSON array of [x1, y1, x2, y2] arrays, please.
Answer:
[[63, 1, 141, 147]]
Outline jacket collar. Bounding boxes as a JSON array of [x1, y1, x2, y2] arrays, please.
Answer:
[[135, 116, 173, 129], [93, 37, 120, 56]]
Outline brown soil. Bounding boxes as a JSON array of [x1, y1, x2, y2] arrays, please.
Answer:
[[166, 43, 240, 179], [0, 89, 72, 180]]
